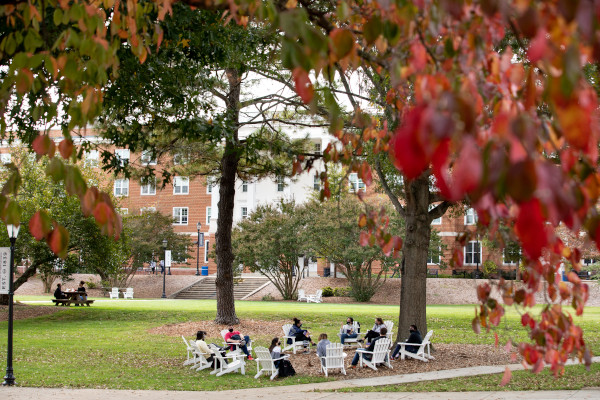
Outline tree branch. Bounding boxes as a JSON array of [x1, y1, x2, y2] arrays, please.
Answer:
[[374, 156, 406, 217]]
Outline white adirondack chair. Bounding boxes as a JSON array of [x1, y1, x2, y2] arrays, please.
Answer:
[[297, 289, 308, 302], [220, 329, 252, 352], [282, 324, 305, 354], [397, 330, 435, 362], [188, 340, 213, 371], [109, 287, 119, 299], [210, 347, 246, 376], [357, 338, 392, 371], [182, 336, 195, 366], [384, 320, 395, 344], [123, 287, 134, 299], [337, 321, 362, 348], [318, 343, 347, 377], [306, 289, 323, 303], [253, 346, 289, 380]]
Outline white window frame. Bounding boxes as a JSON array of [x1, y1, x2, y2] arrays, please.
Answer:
[[173, 207, 189, 225], [464, 208, 478, 225], [464, 241, 481, 266], [115, 149, 130, 167], [277, 176, 284, 192], [206, 207, 212, 224], [242, 181, 248, 193], [582, 258, 596, 266], [241, 207, 248, 219], [173, 176, 189, 195], [207, 178, 213, 194], [349, 173, 366, 193], [141, 150, 157, 166], [313, 141, 321, 155], [140, 177, 156, 196], [204, 240, 210, 263], [429, 204, 442, 225], [118, 208, 128, 215], [428, 246, 441, 265], [84, 150, 98, 167], [113, 178, 129, 196], [140, 207, 156, 215], [503, 248, 521, 265], [313, 175, 321, 191]]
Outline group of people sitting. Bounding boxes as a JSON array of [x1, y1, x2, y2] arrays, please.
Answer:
[[53, 281, 87, 304], [192, 316, 424, 375]]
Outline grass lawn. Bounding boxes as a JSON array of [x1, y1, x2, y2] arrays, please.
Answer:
[[1, 297, 598, 391], [335, 364, 600, 392]]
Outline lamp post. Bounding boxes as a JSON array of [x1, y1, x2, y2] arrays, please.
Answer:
[[161, 239, 167, 299], [3, 224, 19, 386], [195, 222, 201, 276]]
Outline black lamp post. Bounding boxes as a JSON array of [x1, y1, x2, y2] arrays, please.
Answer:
[[195, 222, 201, 276], [3, 223, 19, 386], [161, 239, 167, 299]]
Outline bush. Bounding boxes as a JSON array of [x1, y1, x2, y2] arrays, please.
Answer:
[[262, 294, 274, 301], [321, 286, 334, 297], [86, 281, 99, 289], [482, 260, 498, 278], [333, 287, 349, 297]]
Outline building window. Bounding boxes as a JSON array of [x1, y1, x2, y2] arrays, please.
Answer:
[[428, 247, 441, 265], [207, 178, 213, 194], [503, 247, 521, 265], [313, 175, 321, 191], [241, 207, 248, 219], [118, 208, 128, 215], [173, 153, 186, 165], [173, 176, 189, 195], [349, 173, 365, 193], [583, 258, 597, 266], [277, 177, 284, 192], [464, 241, 481, 265], [173, 207, 188, 225], [84, 150, 98, 167], [140, 207, 156, 215], [140, 177, 156, 195], [204, 240, 210, 263], [242, 181, 248, 193], [314, 142, 321, 155], [114, 178, 129, 196], [115, 149, 130, 167], [429, 204, 442, 225], [206, 207, 211, 224], [464, 208, 478, 225], [141, 150, 156, 165]]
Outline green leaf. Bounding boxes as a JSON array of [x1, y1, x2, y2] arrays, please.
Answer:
[[363, 16, 383, 44], [46, 157, 66, 182]]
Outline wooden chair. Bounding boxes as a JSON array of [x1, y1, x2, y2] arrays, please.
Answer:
[[188, 340, 213, 371], [337, 321, 362, 348], [397, 330, 435, 362], [209, 346, 246, 376], [318, 343, 347, 377], [357, 338, 392, 371], [306, 289, 323, 303], [297, 289, 308, 302], [109, 287, 119, 299], [282, 324, 305, 354], [123, 287, 134, 299], [253, 346, 289, 380]]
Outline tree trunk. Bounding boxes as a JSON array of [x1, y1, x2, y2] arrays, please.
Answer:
[[398, 175, 431, 340], [214, 68, 241, 325]]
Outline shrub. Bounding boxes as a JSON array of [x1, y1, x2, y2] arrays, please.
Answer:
[[482, 260, 498, 278], [321, 286, 334, 297], [86, 281, 99, 289], [333, 287, 349, 297], [262, 294, 274, 301]]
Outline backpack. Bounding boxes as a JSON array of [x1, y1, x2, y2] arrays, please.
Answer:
[[278, 359, 296, 378]]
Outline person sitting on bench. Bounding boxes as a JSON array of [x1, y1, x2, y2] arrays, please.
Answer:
[[77, 281, 87, 302], [391, 324, 422, 360], [53, 283, 66, 300]]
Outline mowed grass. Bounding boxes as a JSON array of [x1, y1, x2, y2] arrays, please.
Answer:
[[1, 297, 599, 391]]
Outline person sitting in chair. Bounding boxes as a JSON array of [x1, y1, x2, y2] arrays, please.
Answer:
[[350, 327, 387, 368], [53, 283, 66, 300], [362, 317, 386, 344], [316, 333, 331, 366], [340, 317, 358, 345], [269, 338, 283, 368], [195, 330, 215, 364], [288, 317, 316, 353], [224, 327, 253, 360], [391, 324, 422, 360]]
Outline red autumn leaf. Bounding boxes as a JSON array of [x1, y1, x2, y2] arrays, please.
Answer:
[[390, 106, 429, 180], [494, 332, 499, 347], [58, 139, 74, 159], [410, 40, 428, 71], [47, 223, 70, 258], [359, 231, 370, 247], [292, 67, 314, 104], [477, 283, 491, 302], [521, 313, 531, 327], [359, 161, 373, 186], [358, 213, 367, 228], [515, 198, 547, 259], [472, 316, 481, 334], [28, 210, 51, 241], [93, 201, 112, 225], [32, 134, 56, 158], [81, 187, 99, 217], [330, 28, 355, 59], [500, 366, 512, 386], [527, 28, 547, 63], [489, 304, 505, 326], [449, 137, 482, 200]]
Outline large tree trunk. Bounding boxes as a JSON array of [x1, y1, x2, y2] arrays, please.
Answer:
[[214, 68, 241, 325], [398, 175, 431, 340]]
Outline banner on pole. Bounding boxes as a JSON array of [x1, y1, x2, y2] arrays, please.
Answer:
[[165, 250, 172, 267], [0, 247, 10, 294]]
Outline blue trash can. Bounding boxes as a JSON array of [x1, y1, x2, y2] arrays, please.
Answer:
[[562, 272, 568, 282], [201, 266, 208, 276]]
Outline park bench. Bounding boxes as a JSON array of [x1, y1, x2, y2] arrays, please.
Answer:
[[52, 299, 95, 307]]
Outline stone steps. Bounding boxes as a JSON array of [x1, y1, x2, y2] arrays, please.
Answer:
[[174, 277, 269, 300]]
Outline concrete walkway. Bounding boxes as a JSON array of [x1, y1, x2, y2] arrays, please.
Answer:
[[3, 357, 600, 399]]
